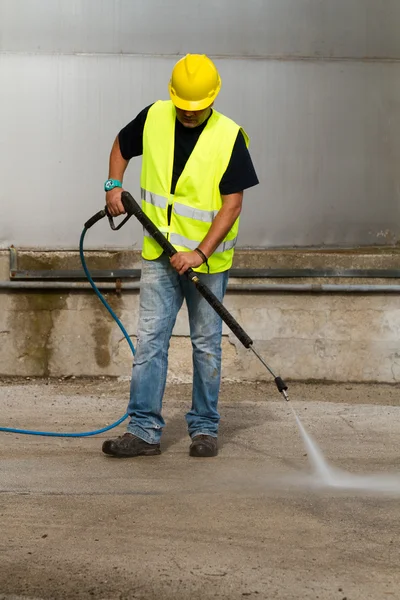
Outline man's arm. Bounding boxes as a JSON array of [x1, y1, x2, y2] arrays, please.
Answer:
[[105, 137, 130, 217], [170, 192, 243, 275], [105, 105, 152, 217], [198, 192, 243, 258]]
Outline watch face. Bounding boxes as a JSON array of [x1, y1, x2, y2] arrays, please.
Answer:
[[105, 179, 121, 191]]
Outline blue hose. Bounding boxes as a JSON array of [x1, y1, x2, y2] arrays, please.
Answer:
[[0, 227, 134, 437]]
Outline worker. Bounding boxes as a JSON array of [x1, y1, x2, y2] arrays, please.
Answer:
[[102, 54, 258, 458]]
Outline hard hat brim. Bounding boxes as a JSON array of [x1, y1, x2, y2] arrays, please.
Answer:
[[168, 83, 220, 112]]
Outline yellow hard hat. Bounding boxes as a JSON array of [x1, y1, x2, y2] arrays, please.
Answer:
[[168, 54, 221, 111]]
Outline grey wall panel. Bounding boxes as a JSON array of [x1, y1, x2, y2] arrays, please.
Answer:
[[0, 54, 399, 249], [1, 0, 400, 59]]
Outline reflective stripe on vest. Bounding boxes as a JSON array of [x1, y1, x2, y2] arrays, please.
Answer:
[[143, 227, 170, 237], [169, 233, 237, 254], [141, 188, 168, 210], [143, 229, 237, 253], [173, 201, 219, 223]]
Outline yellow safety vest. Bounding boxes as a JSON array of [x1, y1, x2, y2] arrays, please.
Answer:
[[140, 100, 249, 273]]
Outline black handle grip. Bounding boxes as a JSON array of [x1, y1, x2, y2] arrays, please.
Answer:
[[85, 209, 106, 230], [105, 206, 132, 231], [121, 191, 254, 349], [121, 191, 139, 216], [84, 202, 131, 232]]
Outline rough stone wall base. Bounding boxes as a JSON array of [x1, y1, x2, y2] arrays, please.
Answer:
[[1, 247, 400, 383], [1, 289, 400, 383]]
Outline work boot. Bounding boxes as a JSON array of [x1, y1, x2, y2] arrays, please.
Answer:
[[189, 435, 218, 458], [102, 433, 161, 457]]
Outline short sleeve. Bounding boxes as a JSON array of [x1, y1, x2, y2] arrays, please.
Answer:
[[118, 104, 153, 160], [219, 131, 259, 195]]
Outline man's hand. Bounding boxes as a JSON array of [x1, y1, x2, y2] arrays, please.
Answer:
[[106, 188, 126, 217], [170, 250, 204, 275]]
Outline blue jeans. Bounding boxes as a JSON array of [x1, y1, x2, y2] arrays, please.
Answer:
[[126, 254, 229, 444]]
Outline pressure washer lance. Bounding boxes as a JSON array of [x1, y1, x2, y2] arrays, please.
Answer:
[[87, 191, 289, 402]]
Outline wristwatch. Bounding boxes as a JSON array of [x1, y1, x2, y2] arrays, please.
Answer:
[[104, 179, 122, 192]]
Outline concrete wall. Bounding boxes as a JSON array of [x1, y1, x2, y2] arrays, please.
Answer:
[[2, 248, 400, 383], [1, 2, 400, 384], [1, 0, 400, 249], [3, 289, 400, 384], [2, 0, 400, 59]]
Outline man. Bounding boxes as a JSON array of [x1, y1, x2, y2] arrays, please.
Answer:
[[102, 54, 258, 458]]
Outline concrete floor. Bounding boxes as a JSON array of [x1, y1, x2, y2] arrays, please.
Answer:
[[0, 379, 399, 600]]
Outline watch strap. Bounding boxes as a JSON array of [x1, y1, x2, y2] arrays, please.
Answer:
[[104, 179, 122, 192]]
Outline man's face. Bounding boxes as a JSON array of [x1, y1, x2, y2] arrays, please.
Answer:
[[175, 106, 212, 128]]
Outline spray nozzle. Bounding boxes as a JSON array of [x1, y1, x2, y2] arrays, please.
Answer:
[[274, 377, 289, 401]]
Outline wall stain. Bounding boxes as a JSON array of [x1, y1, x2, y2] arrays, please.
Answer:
[[91, 312, 112, 368], [90, 292, 123, 369], [6, 290, 124, 375], [18, 250, 138, 272], [8, 292, 67, 377]]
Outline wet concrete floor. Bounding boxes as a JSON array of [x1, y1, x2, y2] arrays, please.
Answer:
[[0, 379, 399, 599]]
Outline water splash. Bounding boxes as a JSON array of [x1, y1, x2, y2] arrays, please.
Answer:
[[290, 405, 400, 494], [291, 406, 334, 485]]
